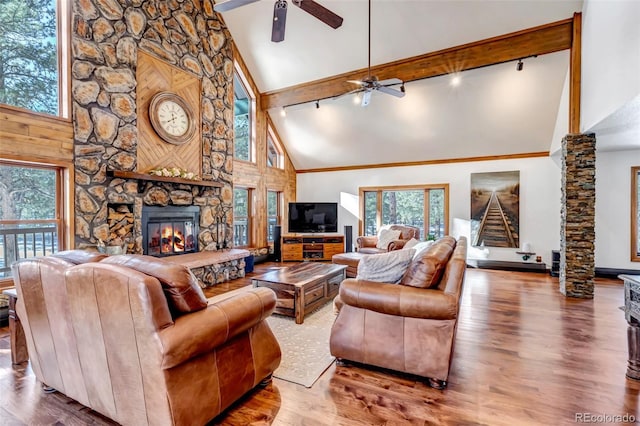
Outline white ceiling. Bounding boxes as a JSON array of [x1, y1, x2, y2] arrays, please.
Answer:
[[219, 0, 585, 170]]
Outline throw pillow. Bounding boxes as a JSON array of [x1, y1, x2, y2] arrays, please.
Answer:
[[403, 238, 420, 250], [401, 238, 455, 289], [101, 254, 208, 316], [411, 240, 435, 260], [356, 249, 416, 283], [376, 228, 402, 250]]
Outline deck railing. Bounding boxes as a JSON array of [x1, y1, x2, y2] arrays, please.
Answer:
[[0, 220, 60, 278]]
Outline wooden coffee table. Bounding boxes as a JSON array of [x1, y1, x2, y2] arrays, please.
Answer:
[[252, 262, 346, 324]]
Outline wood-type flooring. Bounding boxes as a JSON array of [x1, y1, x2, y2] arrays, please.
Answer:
[[0, 263, 636, 425]]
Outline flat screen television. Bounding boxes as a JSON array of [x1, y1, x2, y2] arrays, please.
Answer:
[[288, 202, 338, 233]]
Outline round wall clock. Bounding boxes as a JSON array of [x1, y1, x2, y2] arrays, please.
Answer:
[[149, 92, 196, 145]]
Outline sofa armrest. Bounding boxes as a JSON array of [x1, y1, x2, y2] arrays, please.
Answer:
[[356, 236, 378, 249], [387, 239, 408, 251], [339, 278, 457, 320], [159, 287, 276, 369]]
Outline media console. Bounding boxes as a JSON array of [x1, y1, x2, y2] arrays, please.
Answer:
[[281, 234, 344, 262]]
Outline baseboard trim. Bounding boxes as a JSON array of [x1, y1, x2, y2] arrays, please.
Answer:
[[595, 267, 640, 279], [467, 259, 548, 273]]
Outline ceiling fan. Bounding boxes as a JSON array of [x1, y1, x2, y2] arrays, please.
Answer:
[[345, 0, 405, 107], [214, 0, 343, 43]]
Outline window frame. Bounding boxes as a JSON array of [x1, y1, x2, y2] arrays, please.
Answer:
[[232, 62, 256, 163], [0, 0, 71, 119], [632, 166, 640, 262], [266, 189, 283, 243], [266, 122, 284, 169], [0, 159, 68, 288], [233, 186, 253, 248], [359, 184, 450, 239]]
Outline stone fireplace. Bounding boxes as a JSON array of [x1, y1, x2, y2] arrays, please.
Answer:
[[71, 0, 235, 255], [142, 205, 199, 256]]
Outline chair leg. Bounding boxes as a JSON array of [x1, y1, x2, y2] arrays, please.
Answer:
[[335, 358, 350, 367], [259, 374, 273, 387], [427, 378, 447, 390]]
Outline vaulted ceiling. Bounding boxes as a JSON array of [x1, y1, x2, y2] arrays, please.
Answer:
[[218, 0, 585, 171]]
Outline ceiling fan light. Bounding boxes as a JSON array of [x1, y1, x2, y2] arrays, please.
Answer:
[[353, 94, 361, 105]]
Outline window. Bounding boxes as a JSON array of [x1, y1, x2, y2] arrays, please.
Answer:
[[266, 125, 284, 169], [233, 66, 255, 162], [0, 162, 64, 282], [0, 0, 69, 117], [267, 190, 282, 242], [233, 187, 251, 247], [633, 166, 640, 262], [360, 184, 449, 240]]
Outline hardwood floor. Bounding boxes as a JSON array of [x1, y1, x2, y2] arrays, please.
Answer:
[[1, 263, 636, 425]]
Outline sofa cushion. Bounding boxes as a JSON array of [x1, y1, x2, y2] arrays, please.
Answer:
[[101, 254, 207, 315], [401, 236, 456, 288], [52, 249, 108, 264], [356, 249, 416, 283], [376, 228, 401, 250], [402, 238, 420, 250], [411, 240, 435, 259]]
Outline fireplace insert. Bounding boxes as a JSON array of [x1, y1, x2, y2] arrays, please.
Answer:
[[142, 206, 199, 257]]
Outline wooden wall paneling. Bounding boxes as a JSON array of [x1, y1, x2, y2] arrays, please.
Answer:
[[136, 52, 202, 175], [569, 12, 582, 134], [232, 45, 297, 248]]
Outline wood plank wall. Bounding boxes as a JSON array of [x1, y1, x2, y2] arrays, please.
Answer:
[[232, 45, 297, 249]]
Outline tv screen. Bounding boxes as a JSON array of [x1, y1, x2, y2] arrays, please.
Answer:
[[288, 202, 338, 233]]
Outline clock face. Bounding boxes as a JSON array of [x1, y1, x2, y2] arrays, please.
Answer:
[[157, 100, 189, 137], [149, 92, 196, 145]]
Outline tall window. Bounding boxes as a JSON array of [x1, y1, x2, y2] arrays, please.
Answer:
[[632, 166, 639, 262], [266, 125, 284, 169], [233, 66, 254, 162], [267, 190, 282, 242], [0, 0, 68, 117], [0, 162, 63, 282], [233, 187, 251, 247], [360, 184, 449, 240]]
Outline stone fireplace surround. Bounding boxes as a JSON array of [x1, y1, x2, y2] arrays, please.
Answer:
[[72, 0, 236, 269]]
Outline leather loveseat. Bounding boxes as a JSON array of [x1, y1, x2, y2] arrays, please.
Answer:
[[330, 236, 467, 389], [11, 250, 281, 425], [356, 224, 420, 254]]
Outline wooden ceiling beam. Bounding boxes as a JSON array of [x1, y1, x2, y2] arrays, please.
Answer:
[[261, 17, 574, 110]]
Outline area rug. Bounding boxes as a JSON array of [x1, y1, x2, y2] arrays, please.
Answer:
[[266, 302, 336, 388]]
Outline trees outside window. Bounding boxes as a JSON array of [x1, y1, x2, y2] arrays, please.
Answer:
[[233, 68, 254, 162], [267, 190, 281, 242], [0, 162, 63, 280], [233, 187, 251, 247], [0, 0, 59, 115], [266, 125, 283, 169], [361, 184, 449, 240]]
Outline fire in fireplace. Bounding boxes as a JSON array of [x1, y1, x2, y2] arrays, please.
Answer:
[[142, 206, 199, 257]]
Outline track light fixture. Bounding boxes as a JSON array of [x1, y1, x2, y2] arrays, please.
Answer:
[[315, 100, 320, 109], [400, 83, 405, 93], [280, 106, 286, 117], [516, 59, 524, 71]]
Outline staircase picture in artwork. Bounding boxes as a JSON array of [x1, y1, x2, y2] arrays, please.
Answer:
[[470, 171, 520, 248]]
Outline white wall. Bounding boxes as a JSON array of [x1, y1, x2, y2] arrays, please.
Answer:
[[297, 156, 561, 266], [581, 0, 640, 132], [595, 148, 640, 269]]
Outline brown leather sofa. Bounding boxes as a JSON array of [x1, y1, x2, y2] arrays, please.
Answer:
[[356, 224, 420, 254], [330, 236, 467, 389], [11, 251, 281, 425]]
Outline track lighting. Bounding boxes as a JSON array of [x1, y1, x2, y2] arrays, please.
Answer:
[[280, 106, 286, 117], [315, 100, 320, 109], [400, 83, 405, 93], [516, 59, 524, 71]]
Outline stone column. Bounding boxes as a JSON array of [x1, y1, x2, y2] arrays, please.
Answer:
[[560, 133, 596, 298]]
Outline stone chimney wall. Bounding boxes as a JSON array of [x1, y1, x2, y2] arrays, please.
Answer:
[[71, 0, 234, 253]]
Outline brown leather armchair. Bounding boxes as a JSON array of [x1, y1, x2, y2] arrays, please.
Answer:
[[11, 251, 281, 425], [330, 236, 467, 389], [356, 224, 420, 254]]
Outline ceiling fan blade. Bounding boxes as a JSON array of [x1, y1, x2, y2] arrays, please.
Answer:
[[347, 80, 366, 86], [377, 85, 405, 98], [334, 88, 363, 100], [292, 0, 343, 29], [377, 78, 403, 86], [361, 90, 372, 107], [213, 0, 260, 12], [271, 0, 288, 43]]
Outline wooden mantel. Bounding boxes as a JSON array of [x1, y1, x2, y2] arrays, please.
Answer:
[[108, 170, 223, 188]]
